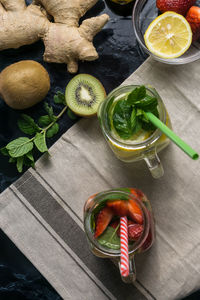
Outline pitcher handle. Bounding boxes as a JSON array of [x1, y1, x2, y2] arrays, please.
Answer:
[[118, 256, 136, 283], [144, 151, 164, 179]]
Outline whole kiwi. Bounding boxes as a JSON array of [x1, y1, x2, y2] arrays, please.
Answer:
[[0, 60, 50, 109]]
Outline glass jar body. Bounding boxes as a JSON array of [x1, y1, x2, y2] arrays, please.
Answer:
[[98, 85, 172, 178], [84, 189, 155, 258]]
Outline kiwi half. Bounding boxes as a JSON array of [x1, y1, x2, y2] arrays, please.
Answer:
[[65, 74, 106, 117]]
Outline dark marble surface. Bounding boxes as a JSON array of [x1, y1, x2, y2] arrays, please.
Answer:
[[0, 230, 61, 300], [0, 1, 199, 299]]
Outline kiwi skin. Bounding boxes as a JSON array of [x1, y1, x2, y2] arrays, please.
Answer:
[[0, 60, 50, 110], [65, 74, 106, 117]]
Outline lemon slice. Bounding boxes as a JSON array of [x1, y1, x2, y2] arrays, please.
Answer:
[[144, 11, 192, 59]]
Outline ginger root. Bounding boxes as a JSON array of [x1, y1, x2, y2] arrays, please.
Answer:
[[0, 0, 109, 73]]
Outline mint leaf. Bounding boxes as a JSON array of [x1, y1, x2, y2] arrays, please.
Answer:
[[9, 157, 17, 163], [97, 226, 120, 250], [103, 193, 129, 201], [136, 108, 143, 117], [151, 107, 159, 118], [0, 147, 9, 156], [17, 156, 24, 173], [24, 155, 35, 168], [54, 91, 65, 104], [127, 86, 146, 105], [111, 86, 159, 140], [138, 110, 149, 123], [46, 123, 59, 138], [34, 133, 48, 153], [134, 120, 142, 134], [140, 112, 155, 131], [26, 151, 34, 162], [38, 115, 52, 127], [113, 99, 133, 139], [67, 109, 78, 120], [130, 108, 137, 131], [135, 95, 158, 112], [6, 137, 34, 158], [18, 114, 39, 135], [44, 103, 54, 121]]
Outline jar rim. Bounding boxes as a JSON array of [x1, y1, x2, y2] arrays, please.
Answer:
[[84, 189, 150, 257], [98, 84, 166, 150]]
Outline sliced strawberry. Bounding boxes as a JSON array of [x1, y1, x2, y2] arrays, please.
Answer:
[[156, 0, 195, 16], [85, 193, 97, 211], [128, 219, 135, 226], [128, 199, 143, 224], [94, 207, 113, 238], [128, 224, 144, 241], [186, 6, 200, 41], [106, 200, 128, 216], [129, 188, 145, 202]]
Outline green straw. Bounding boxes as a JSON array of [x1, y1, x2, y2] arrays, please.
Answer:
[[146, 112, 199, 160]]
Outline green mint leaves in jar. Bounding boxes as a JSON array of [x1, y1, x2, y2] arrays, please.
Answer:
[[110, 86, 159, 140]]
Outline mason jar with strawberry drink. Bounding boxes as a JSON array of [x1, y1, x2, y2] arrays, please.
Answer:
[[84, 188, 155, 283]]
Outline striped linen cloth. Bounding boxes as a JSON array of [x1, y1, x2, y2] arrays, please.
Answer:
[[0, 57, 200, 300]]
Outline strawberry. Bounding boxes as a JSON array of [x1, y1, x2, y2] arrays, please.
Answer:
[[106, 200, 128, 216], [129, 188, 145, 202], [110, 219, 142, 240], [128, 219, 135, 226], [107, 199, 143, 224], [186, 6, 200, 41], [94, 207, 113, 238], [128, 224, 144, 241], [128, 199, 143, 224], [156, 0, 196, 16]]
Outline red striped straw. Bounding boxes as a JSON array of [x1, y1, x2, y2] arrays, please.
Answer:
[[120, 216, 129, 277]]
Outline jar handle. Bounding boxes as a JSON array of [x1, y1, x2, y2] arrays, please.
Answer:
[[118, 255, 136, 283], [144, 150, 164, 178]]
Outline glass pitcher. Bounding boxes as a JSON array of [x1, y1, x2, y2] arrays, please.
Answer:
[[83, 188, 155, 283], [98, 85, 172, 178]]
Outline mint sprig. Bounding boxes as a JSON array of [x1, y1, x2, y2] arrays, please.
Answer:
[[0, 91, 78, 173], [111, 86, 159, 140], [97, 226, 120, 250]]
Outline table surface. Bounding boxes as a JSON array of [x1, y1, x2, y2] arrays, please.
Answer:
[[0, 1, 199, 299]]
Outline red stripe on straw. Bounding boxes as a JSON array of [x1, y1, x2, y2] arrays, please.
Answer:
[[120, 216, 129, 277]]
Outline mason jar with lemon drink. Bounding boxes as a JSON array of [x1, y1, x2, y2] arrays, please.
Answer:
[[98, 85, 172, 178]]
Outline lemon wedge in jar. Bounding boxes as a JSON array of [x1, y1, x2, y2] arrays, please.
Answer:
[[144, 11, 192, 59]]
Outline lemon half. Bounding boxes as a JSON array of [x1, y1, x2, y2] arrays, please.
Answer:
[[144, 12, 192, 59]]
